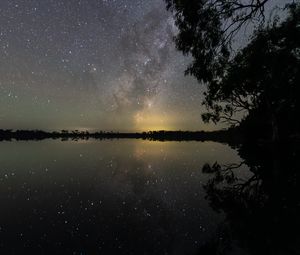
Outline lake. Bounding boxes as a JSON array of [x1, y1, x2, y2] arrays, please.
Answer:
[[0, 139, 276, 254]]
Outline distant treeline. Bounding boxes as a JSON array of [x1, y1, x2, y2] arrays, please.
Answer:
[[0, 129, 242, 142]]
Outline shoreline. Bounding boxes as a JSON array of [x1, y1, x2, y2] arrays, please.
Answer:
[[0, 129, 242, 142]]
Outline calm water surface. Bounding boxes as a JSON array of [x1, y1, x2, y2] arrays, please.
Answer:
[[0, 140, 250, 254]]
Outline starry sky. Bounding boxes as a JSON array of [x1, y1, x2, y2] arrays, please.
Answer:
[[0, 0, 288, 132]]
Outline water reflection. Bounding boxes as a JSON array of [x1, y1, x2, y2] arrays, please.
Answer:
[[200, 141, 300, 255], [0, 140, 298, 254], [0, 140, 246, 254]]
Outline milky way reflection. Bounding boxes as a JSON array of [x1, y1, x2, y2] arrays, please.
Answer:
[[0, 140, 249, 254]]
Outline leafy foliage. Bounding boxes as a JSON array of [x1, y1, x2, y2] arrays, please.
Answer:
[[166, 0, 275, 83], [203, 5, 300, 139], [167, 1, 300, 139]]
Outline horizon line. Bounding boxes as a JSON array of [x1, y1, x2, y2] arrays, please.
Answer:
[[0, 128, 229, 133]]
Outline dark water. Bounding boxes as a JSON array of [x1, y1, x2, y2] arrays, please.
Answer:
[[0, 139, 299, 254], [0, 140, 249, 254]]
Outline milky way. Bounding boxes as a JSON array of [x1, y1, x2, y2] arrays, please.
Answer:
[[0, 0, 219, 131]]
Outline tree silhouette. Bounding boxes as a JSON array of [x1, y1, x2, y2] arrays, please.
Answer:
[[167, 1, 300, 141], [165, 0, 293, 84], [201, 5, 300, 141]]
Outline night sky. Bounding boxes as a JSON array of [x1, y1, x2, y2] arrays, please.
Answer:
[[0, 0, 288, 132]]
